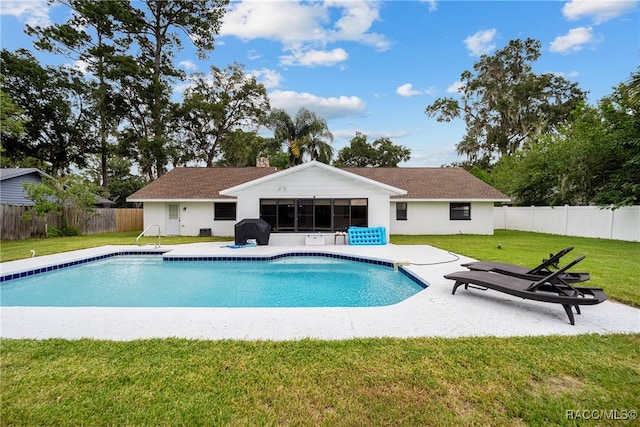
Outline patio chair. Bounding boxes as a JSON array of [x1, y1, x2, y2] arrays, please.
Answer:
[[461, 246, 590, 283], [444, 255, 608, 325]]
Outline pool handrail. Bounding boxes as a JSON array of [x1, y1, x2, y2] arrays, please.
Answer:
[[137, 224, 161, 248]]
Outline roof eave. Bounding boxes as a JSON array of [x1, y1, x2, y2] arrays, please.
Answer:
[[391, 197, 512, 203], [125, 198, 232, 203], [221, 161, 407, 196]]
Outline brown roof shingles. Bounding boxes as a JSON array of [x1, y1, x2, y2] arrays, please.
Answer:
[[344, 167, 509, 200], [127, 166, 509, 201], [127, 167, 279, 200]]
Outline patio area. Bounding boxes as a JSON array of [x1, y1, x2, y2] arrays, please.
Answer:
[[1, 242, 638, 340]]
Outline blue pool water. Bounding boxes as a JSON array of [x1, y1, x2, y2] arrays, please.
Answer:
[[0, 255, 426, 307]]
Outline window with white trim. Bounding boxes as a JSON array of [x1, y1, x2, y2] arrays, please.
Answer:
[[396, 202, 407, 221], [214, 202, 236, 220]]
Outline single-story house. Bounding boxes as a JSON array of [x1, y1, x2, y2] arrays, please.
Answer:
[[127, 161, 510, 244], [0, 168, 113, 207]]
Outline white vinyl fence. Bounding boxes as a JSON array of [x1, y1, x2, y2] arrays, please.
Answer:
[[494, 205, 640, 242]]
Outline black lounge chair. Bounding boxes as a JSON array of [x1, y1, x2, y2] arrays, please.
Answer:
[[461, 247, 590, 283], [445, 255, 608, 325]]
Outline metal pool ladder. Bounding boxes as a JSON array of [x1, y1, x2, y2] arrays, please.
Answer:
[[137, 224, 161, 248]]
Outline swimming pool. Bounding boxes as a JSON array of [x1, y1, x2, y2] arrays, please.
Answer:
[[0, 254, 427, 307]]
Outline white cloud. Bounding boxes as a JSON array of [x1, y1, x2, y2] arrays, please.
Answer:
[[333, 129, 410, 141], [223, 0, 388, 48], [173, 81, 197, 95], [248, 68, 283, 89], [268, 90, 366, 120], [464, 29, 497, 56], [562, 0, 638, 24], [326, 0, 390, 50], [420, 0, 438, 12], [222, 1, 325, 43], [179, 60, 197, 71], [280, 48, 348, 67], [549, 70, 581, 80], [221, 1, 389, 68], [396, 83, 422, 97], [0, 0, 54, 27], [550, 26, 595, 53], [73, 60, 90, 75], [446, 81, 464, 93]]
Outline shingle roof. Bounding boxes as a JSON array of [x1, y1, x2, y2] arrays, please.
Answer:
[[127, 166, 509, 201], [0, 168, 51, 181], [343, 167, 510, 200], [127, 167, 280, 200]]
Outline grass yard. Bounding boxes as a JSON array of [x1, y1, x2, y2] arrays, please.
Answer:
[[1, 230, 638, 425], [0, 231, 230, 263], [391, 231, 640, 307], [2, 335, 639, 426]]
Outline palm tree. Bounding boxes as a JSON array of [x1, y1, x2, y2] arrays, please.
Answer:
[[265, 107, 334, 166], [299, 109, 334, 163]]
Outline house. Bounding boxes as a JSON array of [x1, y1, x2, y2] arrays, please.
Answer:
[[127, 161, 510, 243], [0, 168, 46, 205], [0, 168, 114, 206]]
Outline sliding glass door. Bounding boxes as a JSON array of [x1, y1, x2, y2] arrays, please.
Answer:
[[259, 198, 367, 232]]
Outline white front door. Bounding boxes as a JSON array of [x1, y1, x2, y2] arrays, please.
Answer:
[[166, 203, 180, 235]]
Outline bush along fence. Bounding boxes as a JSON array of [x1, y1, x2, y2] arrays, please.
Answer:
[[494, 205, 640, 242], [0, 205, 143, 240]]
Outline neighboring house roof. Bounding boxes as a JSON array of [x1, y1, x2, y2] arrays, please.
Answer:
[[0, 167, 53, 181], [0, 167, 114, 206], [127, 163, 509, 202], [0, 168, 50, 206]]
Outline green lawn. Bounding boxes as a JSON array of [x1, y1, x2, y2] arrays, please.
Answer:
[[0, 231, 231, 263], [1, 231, 639, 426], [2, 335, 638, 426], [391, 231, 640, 307]]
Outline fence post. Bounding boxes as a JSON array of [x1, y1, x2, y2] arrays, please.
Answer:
[[609, 207, 615, 239], [530, 206, 535, 232], [502, 205, 508, 230]]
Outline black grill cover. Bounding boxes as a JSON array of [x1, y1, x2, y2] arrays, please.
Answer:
[[234, 218, 271, 245]]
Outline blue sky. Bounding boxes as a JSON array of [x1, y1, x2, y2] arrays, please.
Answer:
[[1, 0, 638, 167]]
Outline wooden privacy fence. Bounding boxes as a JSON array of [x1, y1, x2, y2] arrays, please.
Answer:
[[0, 205, 143, 240]]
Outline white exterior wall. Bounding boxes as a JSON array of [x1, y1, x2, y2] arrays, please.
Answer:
[[177, 202, 236, 237], [141, 202, 165, 235], [142, 201, 236, 237], [495, 205, 640, 242], [390, 201, 496, 235], [139, 165, 503, 239], [232, 166, 393, 239], [143, 199, 498, 238]]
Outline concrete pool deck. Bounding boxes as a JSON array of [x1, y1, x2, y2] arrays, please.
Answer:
[[1, 242, 638, 341]]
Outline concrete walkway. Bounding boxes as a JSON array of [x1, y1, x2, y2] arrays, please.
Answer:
[[1, 243, 638, 341]]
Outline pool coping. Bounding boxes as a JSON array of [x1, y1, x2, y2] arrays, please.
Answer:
[[1, 243, 639, 340]]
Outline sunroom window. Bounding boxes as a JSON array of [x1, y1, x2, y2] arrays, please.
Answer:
[[259, 198, 368, 232]]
